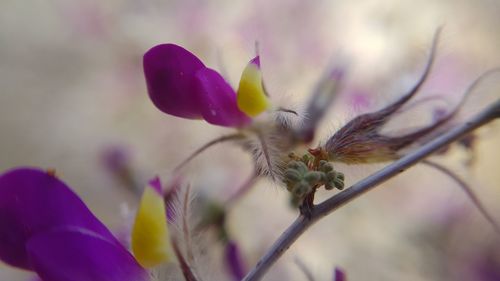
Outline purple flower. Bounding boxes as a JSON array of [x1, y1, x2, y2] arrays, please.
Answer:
[[224, 240, 246, 281], [0, 167, 148, 281], [333, 267, 346, 281], [144, 44, 252, 127]]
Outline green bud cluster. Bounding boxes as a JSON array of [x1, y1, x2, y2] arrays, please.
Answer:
[[317, 160, 345, 190], [283, 159, 345, 198]]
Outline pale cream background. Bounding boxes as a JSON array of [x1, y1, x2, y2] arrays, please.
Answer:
[[1, 0, 499, 280]]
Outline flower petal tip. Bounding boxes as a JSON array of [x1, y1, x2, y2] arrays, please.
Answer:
[[132, 182, 171, 268], [148, 176, 162, 195], [237, 56, 270, 117], [250, 56, 260, 67]]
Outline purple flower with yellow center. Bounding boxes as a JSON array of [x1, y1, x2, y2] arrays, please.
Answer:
[[0, 167, 172, 281], [144, 42, 346, 184], [143, 44, 270, 127]]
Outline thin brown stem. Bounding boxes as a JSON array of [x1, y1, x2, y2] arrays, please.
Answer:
[[255, 129, 276, 181], [172, 238, 201, 281], [182, 184, 195, 263], [293, 257, 315, 281], [174, 133, 245, 172], [226, 169, 259, 207], [421, 159, 500, 235]]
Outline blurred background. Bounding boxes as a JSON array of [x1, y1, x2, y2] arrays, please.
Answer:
[[1, 0, 500, 280]]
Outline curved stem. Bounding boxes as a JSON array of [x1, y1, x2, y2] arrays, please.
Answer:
[[242, 99, 500, 281], [226, 170, 259, 207], [174, 133, 245, 172], [421, 160, 500, 235], [293, 257, 316, 281]]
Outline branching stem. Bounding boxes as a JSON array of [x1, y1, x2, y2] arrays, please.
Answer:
[[242, 99, 500, 281]]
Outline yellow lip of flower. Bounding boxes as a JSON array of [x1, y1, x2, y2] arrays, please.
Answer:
[[131, 177, 171, 268], [236, 56, 271, 117]]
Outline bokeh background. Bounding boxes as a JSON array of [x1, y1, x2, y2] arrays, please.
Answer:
[[1, 0, 500, 280]]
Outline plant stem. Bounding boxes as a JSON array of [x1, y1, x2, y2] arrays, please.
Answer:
[[242, 99, 500, 281]]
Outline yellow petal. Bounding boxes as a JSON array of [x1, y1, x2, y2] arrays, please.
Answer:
[[132, 178, 171, 267], [237, 57, 270, 117]]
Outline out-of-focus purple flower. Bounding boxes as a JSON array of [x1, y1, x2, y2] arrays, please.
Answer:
[[101, 145, 130, 174], [347, 89, 371, 112], [224, 240, 246, 281], [144, 44, 251, 127], [333, 267, 346, 281], [100, 145, 140, 191], [470, 254, 500, 281], [0, 167, 148, 281]]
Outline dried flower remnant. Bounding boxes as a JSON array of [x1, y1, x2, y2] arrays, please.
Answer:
[[324, 30, 443, 164], [324, 31, 499, 166]]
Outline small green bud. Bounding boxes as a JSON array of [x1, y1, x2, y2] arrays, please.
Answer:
[[293, 182, 311, 197], [319, 161, 334, 173], [324, 182, 334, 190], [304, 171, 322, 185], [284, 169, 301, 183], [333, 177, 344, 190], [288, 161, 308, 174], [287, 160, 301, 170], [326, 171, 337, 181]]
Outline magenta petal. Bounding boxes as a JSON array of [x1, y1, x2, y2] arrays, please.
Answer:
[[27, 227, 148, 281], [0, 168, 120, 269], [334, 267, 346, 281], [195, 68, 251, 127], [144, 44, 205, 119], [225, 240, 246, 280], [27, 275, 43, 281]]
